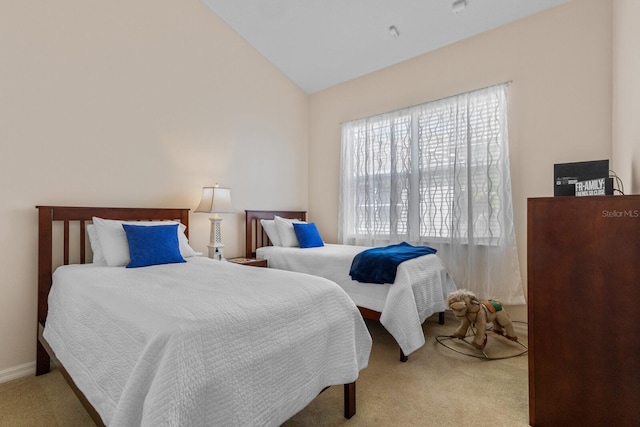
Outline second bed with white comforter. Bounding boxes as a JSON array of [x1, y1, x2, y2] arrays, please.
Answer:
[[257, 244, 457, 356]]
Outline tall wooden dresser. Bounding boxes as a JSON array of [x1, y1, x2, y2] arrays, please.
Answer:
[[527, 196, 640, 426]]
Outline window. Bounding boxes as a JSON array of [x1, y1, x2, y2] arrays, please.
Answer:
[[342, 87, 504, 244], [340, 84, 525, 304]]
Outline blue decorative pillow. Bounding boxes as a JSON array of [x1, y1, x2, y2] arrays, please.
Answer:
[[122, 224, 186, 268], [292, 222, 324, 248]]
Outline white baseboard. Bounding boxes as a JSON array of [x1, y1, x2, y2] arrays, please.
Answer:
[[0, 361, 36, 384]]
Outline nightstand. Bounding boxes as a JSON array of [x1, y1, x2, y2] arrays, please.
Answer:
[[227, 257, 268, 268]]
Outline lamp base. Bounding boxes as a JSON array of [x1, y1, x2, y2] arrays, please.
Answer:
[[208, 217, 225, 261]]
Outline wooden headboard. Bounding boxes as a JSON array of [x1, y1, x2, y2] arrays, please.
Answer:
[[244, 210, 306, 258]]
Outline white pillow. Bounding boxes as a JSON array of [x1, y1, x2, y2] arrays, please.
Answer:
[[260, 219, 282, 246], [274, 215, 305, 247], [86, 224, 107, 266], [92, 217, 200, 267]]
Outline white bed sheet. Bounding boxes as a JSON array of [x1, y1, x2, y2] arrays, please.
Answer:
[[43, 257, 371, 427], [257, 244, 457, 355]]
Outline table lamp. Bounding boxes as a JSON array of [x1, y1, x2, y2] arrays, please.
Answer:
[[195, 184, 233, 260]]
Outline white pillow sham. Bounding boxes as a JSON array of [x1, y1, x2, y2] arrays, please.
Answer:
[[86, 224, 107, 266], [260, 219, 282, 246], [92, 217, 200, 267], [274, 215, 305, 247]]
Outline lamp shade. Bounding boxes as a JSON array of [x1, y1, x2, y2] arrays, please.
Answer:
[[195, 186, 233, 213]]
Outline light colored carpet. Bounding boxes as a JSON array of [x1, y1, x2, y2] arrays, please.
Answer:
[[0, 313, 529, 427]]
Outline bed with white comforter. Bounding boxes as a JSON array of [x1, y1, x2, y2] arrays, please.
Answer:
[[44, 256, 372, 426], [256, 244, 457, 356]]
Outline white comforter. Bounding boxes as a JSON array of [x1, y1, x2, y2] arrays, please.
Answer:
[[257, 244, 457, 356], [43, 257, 372, 426]]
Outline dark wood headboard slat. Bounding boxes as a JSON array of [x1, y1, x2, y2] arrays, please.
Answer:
[[80, 220, 86, 264], [37, 206, 189, 229], [63, 221, 70, 265]]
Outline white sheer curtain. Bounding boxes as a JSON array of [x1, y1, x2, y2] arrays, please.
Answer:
[[339, 84, 524, 304]]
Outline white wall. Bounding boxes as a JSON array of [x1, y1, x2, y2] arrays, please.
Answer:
[[0, 0, 308, 375], [308, 0, 614, 321]]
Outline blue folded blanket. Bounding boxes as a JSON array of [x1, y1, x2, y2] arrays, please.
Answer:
[[349, 242, 437, 284]]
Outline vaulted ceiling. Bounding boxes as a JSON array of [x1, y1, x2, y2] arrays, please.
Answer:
[[201, 0, 568, 93]]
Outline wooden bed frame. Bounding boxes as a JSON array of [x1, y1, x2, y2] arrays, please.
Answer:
[[36, 206, 356, 426], [245, 210, 446, 363]]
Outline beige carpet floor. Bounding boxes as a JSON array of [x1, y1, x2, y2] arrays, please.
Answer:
[[0, 313, 529, 427]]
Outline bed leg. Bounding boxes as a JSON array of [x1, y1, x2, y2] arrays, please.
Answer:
[[439, 312, 445, 325], [36, 340, 50, 376], [344, 382, 356, 419], [400, 349, 408, 362]]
